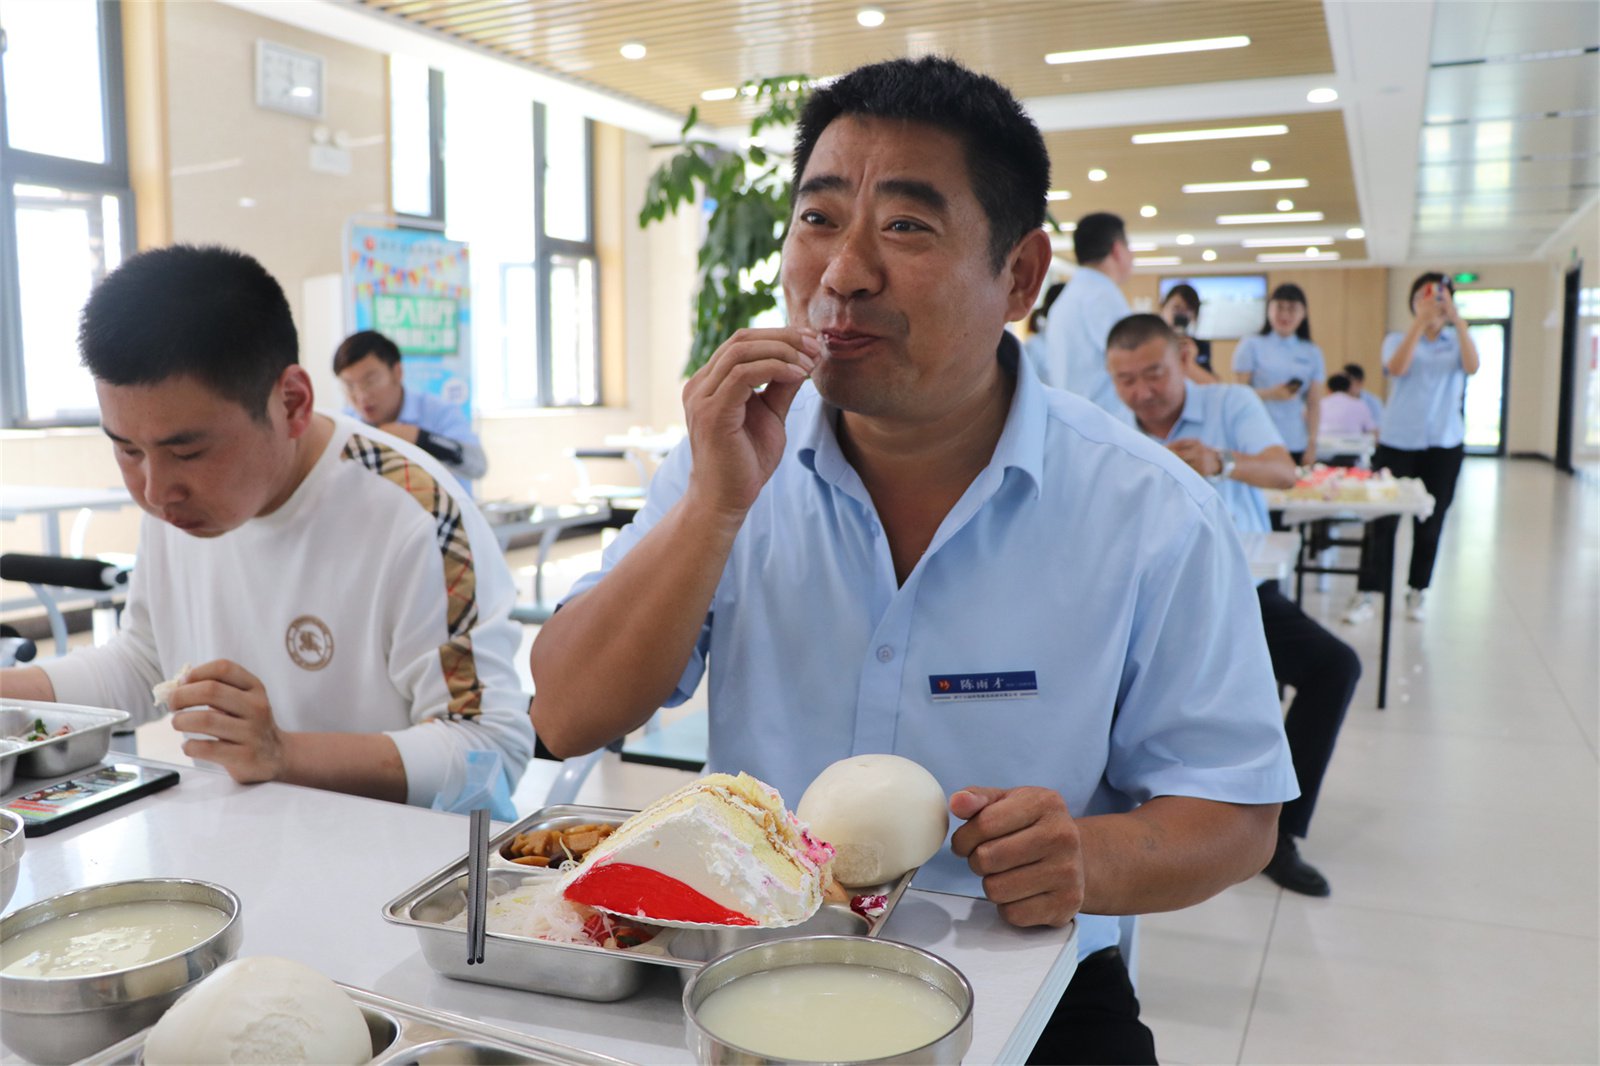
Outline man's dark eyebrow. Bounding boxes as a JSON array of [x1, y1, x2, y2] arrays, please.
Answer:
[[101, 427, 207, 448], [797, 174, 851, 197], [877, 178, 947, 213]]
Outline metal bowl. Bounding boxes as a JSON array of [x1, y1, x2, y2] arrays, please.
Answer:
[[0, 878, 242, 1064], [0, 809, 23, 912], [682, 935, 974, 1065]]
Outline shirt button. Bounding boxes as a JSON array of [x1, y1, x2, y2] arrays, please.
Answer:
[[876, 645, 894, 663], [869, 523, 882, 537]]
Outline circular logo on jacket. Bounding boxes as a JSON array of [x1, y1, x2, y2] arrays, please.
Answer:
[[285, 615, 334, 671]]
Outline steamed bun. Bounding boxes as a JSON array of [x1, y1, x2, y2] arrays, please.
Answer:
[[798, 755, 949, 887]]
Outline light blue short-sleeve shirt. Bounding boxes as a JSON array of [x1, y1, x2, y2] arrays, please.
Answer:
[[1041, 266, 1130, 417], [563, 343, 1296, 959], [1378, 328, 1468, 450], [1125, 381, 1286, 535], [1232, 332, 1325, 452]]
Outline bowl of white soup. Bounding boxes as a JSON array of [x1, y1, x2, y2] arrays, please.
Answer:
[[683, 935, 974, 1065], [0, 877, 241, 1064]]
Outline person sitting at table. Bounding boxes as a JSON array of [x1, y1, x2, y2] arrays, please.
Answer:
[[529, 56, 1297, 1064], [333, 329, 487, 487], [1344, 362, 1384, 424], [1108, 313, 1361, 898], [1318, 372, 1378, 468], [0, 245, 533, 807]]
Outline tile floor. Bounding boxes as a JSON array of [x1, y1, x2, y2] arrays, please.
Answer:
[[123, 457, 1598, 1063]]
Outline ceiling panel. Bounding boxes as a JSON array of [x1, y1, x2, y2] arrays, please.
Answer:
[[356, 0, 1334, 128], [1429, 0, 1600, 63], [1420, 114, 1599, 161], [1425, 53, 1600, 122]]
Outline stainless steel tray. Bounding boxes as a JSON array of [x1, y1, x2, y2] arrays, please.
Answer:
[[0, 700, 130, 784], [74, 982, 631, 1065], [382, 804, 916, 1002]]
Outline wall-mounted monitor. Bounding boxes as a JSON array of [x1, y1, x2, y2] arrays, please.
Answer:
[[1159, 275, 1268, 340]]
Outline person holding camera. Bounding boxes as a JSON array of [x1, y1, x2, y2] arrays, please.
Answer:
[[1159, 284, 1218, 384], [1345, 273, 1480, 624], [1232, 283, 1325, 466]]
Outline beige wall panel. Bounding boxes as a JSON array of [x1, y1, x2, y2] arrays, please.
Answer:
[[122, 0, 172, 249]]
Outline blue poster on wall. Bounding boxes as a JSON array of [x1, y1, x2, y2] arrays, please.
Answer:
[[343, 222, 472, 417]]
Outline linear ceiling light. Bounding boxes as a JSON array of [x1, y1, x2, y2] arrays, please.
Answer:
[[1129, 241, 1159, 252], [1218, 211, 1325, 224], [1240, 235, 1335, 247], [1133, 124, 1288, 145], [1256, 251, 1342, 262], [1182, 178, 1309, 193], [1046, 189, 1072, 201], [1046, 35, 1249, 65], [700, 87, 738, 101], [1135, 256, 1184, 266]]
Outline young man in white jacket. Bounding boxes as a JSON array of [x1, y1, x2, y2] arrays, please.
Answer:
[[0, 245, 532, 807]]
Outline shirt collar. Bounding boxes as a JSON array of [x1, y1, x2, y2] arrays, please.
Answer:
[[796, 332, 1046, 499], [1165, 379, 1208, 442]]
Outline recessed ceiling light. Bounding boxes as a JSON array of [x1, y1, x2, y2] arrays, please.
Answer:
[[1345, 226, 1366, 239], [1129, 241, 1159, 252], [1257, 251, 1341, 262], [1202, 249, 1218, 261], [1132, 124, 1288, 145], [1218, 211, 1325, 224], [1046, 189, 1072, 201], [1088, 168, 1108, 181], [1182, 178, 1308, 194], [1140, 205, 1158, 218], [1306, 87, 1339, 104], [619, 41, 647, 60], [1251, 159, 1271, 173], [856, 7, 886, 27], [1176, 234, 1195, 245], [1046, 35, 1249, 65], [700, 87, 738, 101], [1276, 199, 1295, 211], [1305, 246, 1320, 255], [1135, 256, 1183, 266], [289, 86, 314, 98], [238, 197, 257, 208], [1240, 235, 1335, 248]]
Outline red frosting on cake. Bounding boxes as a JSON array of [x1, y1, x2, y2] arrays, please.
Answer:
[[563, 862, 759, 926]]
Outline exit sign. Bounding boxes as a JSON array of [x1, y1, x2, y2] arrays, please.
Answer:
[[1453, 272, 1480, 284]]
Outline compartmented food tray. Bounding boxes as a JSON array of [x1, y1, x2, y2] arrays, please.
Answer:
[[0, 700, 130, 790], [382, 804, 916, 1002], [74, 982, 630, 1065]]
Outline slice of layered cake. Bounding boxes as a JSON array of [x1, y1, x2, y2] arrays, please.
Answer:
[[560, 772, 836, 927]]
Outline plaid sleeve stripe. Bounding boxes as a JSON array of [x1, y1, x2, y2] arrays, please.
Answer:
[[342, 434, 484, 718]]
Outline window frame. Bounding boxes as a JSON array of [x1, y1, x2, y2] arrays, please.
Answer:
[[390, 60, 446, 225], [532, 101, 600, 408], [0, 0, 136, 428]]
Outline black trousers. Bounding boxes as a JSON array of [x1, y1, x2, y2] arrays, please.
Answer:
[[1357, 444, 1466, 593], [1029, 947, 1157, 1065], [1257, 582, 1360, 838]]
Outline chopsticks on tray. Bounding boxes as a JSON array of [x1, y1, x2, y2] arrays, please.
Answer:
[[466, 807, 489, 965]]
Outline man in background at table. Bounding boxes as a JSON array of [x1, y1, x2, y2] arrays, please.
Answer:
[[1109, 313, 1359, 897], [0, 245, 533, 808], [1344, 362, 1385, 425], [530, 56, 1296, 1063], [1320, 372, 1379, 439], [334, 329, 487, 488], [1040, 211, 1133, 415]]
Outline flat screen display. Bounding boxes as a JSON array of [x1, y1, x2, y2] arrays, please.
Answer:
[[1159, 275, 1268, 340]]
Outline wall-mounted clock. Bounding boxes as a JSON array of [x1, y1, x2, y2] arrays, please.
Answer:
[[256, 40, 325, 119]]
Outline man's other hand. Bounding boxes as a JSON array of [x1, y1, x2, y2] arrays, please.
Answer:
[[950, 785, 1083, 928], [169, 659, 290, 784], [1166, 438, 1221, 478]]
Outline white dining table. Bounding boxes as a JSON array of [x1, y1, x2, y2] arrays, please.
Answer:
[[2, 756, 1078, 1065], [0, 486, 133, 557]]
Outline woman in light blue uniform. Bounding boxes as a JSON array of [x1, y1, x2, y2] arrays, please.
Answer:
[[1348, 273, 1480, 622], [1232, 283, 1326, 465]]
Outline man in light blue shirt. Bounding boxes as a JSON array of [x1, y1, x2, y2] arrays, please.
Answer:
[[1041, 212, 1132, 415], [531, 57, 1294, 1064], [334, 330, 487, 486], [1109, 313, 1359, 899]]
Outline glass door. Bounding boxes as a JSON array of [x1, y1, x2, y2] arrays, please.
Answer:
[[1454, 289, 1512, 456]]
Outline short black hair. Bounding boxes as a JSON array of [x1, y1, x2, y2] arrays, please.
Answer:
[[1408, 271, 1454, 308], [1342, 362, 1366, 382], [1327, 373, 1352, 393], [1106, 312, 1176, 355], [1163, 283, 1202, 316], [79, 244, 297, 421], [333, 330, 402, 374], [1073, 213, 1126, 266], [791, 56, 1049, 273], [1260, 282, 1312, 341]]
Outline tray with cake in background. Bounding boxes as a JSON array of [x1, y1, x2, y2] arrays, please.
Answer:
[[382, 759, 949, 1003]]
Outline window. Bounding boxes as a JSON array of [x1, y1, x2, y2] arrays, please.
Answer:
[[535, 102, 599, 406], [389, 54, 443, 222], [0, 0, 134, 427]]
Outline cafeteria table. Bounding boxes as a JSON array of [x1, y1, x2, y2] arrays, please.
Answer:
[[0, 486, 133, 557], [2, 755, 1079, 1065], [1265, 485, 1436, 709], [486, 502, 608, 623]]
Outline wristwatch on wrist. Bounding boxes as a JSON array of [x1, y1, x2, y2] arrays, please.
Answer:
[[1210, 449, 1236, 482]]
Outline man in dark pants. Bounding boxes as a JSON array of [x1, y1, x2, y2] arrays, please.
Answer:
[[1110, 313, 1359, 897]]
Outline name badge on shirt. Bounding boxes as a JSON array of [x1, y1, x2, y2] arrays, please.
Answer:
[[928, 671, 1038, 701]]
